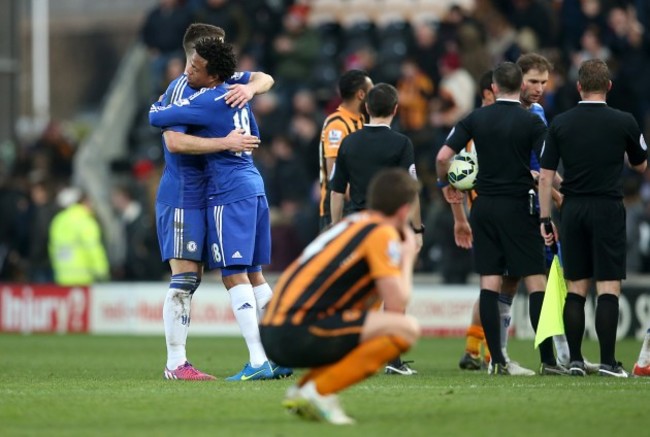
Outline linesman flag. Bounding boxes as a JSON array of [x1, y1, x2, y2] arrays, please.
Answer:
[[535, 232, 567, 349]]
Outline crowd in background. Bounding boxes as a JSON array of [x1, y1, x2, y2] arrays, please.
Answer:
[[1, 0, 650, 283]]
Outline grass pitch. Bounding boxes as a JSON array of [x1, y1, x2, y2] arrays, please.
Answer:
[[0, 335, 647, 437]]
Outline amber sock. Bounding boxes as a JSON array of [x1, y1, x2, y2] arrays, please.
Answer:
[[465, 325, 484, 356], [311, 335, 410, 395], [298, 366, 327, 387]]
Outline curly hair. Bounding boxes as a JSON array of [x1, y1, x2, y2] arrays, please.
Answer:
[[194, 37, 237, 82]]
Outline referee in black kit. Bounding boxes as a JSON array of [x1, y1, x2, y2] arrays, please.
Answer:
[[436, 62, 556, 375], [539, 59, 648, 377], [329, 83, 424, 244], [329, 82, 423, 376]]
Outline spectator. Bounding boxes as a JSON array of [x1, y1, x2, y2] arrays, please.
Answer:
[[407, 21, 444, 87], [141, 0, 192, 96], [430, 52, 476, 132], [29, 120, 76, 186], [111, 184, 164, 281], [397, 59, 434, 133], [49, 187, 110, 286], [568, 25, 611, 81], [0, 177, 31, 281], [27, 179, 58, 283], [191, 0, 251, 52], [507, 0, 555, 48], [271, 5, 321, 108]]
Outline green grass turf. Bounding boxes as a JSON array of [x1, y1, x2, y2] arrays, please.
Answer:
[[0, 335, 647, 437]]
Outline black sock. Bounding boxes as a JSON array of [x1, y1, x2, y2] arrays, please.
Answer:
[[596, 294, 619, 366], [529, 291, 556, 365], [479, 289, 506, 365], [563, 293, 586, 363]]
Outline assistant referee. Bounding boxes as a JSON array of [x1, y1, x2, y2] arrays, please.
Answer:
[[436, 62, 552, 375], [539, 58, 648, 377]]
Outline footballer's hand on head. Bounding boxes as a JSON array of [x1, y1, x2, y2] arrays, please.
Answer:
[[400, 224, 418, 264], [414, 233, 423, 253], [226, 84, 255, 108]]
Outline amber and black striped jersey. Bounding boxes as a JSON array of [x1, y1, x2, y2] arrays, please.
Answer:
[[262, 212, 402, 327], [319, 105, 364, 218]]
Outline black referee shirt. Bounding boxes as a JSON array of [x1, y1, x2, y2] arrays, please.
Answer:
[[445, 100, 547, 197], [540, 102, 648, 198], [330, 124, 415, 211]]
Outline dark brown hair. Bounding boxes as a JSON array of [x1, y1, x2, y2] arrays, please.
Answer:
[[367, 168, 420, 216], [183, 23, 225, 54]]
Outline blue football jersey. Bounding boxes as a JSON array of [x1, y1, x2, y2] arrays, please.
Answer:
[[149, 83, 265, 206], [151, 72, 252, 208], [529, 103, 548, 173]]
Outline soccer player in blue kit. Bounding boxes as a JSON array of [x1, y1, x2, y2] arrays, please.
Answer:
[[151, 23, 276, 381], [151, 36, 291, 381]]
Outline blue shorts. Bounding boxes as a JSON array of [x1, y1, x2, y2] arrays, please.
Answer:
[[206, 195, 271, 270], [156, 204, 206, 262]]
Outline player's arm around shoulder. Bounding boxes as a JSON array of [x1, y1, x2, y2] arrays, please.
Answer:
[[226, 71, 274, 109], [149, 90, 211, 128]]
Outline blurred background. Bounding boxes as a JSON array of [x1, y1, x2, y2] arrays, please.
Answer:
[[1, 0, 649, 284]]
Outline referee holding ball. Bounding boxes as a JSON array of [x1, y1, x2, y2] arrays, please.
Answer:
[[538, 58, 648, 377], [436, 62, 551, 375]]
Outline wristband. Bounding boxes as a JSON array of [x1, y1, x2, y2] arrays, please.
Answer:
[[436, 178, 449, 188], [540, 217, 552, 225]]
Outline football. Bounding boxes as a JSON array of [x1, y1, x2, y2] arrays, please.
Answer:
[[447, 155, 478, 191]]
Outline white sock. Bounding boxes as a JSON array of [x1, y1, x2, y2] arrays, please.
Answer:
[[638, 328, 650, 366], [553, 335, 570, 366], [498, 299, 512, 362], [163, 287, 192, 370], [229, 283, 267, 367], [253, 282, 273, 323]]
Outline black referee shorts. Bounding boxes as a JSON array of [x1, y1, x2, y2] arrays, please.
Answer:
[[560, 197, 626, 281], [470, 196, 546, 277]]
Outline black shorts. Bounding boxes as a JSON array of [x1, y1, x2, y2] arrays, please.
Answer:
[[260, 310, 368, 368], [560, 197, 626, 281], [470, 196, 545, 277]]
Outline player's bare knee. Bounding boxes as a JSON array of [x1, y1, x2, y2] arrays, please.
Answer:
[[390, 316, 420, 345], [403, 315, 421, 343]]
